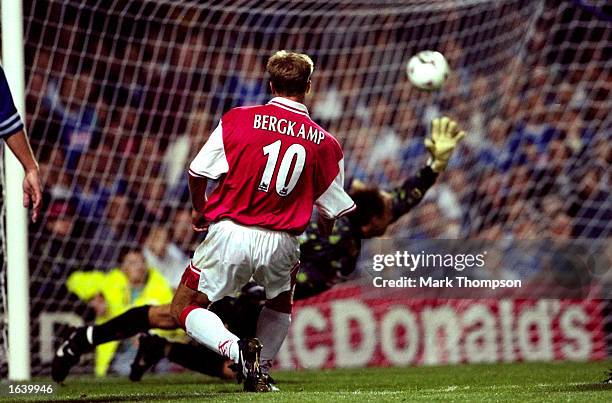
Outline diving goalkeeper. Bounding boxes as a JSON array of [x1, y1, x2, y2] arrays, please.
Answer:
[[52, 117, 465, 383]]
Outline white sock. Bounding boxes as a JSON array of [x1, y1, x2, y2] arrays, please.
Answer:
[[256, 306, 291, 374], [185, 308, 240, 363]]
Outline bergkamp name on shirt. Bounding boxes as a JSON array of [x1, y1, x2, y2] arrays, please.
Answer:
[[253, 114, 325, 144]]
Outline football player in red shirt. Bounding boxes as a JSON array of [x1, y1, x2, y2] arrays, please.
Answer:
[[171, 50, 354, 391], [52, 116, 466, 387]]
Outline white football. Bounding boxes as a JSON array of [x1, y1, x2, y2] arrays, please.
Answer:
[[406, 50, 450, 91]]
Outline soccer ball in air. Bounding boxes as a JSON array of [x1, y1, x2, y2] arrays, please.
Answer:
[[406, 50, 450, 91]]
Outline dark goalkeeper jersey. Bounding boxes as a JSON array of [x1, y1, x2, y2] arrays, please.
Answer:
[[295, 165, 439, 299]]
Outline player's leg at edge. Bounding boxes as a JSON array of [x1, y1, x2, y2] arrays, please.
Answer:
[[52, 304, 176, 383], [130, 332, 235, 382], [254, 288, 294, 391], [53, 270, 293, 387], [170, 283, 271, 392]]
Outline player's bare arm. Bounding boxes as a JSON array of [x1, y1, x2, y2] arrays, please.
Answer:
[[1, 65, 43, 222], [5, 130, 43, 222], [188, 174, 209, 232]]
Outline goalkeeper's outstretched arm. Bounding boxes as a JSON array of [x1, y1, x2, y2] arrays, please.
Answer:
[[388, 116, 465, 224]]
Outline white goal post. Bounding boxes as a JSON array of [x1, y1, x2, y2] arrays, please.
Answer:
[[2, 0, 31, 381]]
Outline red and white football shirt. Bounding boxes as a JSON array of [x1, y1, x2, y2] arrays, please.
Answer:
[[189, 97, 355, 234]]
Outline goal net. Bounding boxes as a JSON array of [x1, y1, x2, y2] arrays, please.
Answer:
[[1, 0, 609, 375]]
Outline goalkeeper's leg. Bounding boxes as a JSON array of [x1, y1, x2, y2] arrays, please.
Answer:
[[52, 304, 177, 382], [130, 333, 236, 381]]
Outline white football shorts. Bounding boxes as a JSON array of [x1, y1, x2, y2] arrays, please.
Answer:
[[192, 220, 300, 301]]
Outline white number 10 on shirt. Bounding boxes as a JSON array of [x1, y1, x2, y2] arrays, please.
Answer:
[[258, 140, 306, 196]]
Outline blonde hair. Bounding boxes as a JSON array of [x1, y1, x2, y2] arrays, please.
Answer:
[[266, 50, 314, 96]]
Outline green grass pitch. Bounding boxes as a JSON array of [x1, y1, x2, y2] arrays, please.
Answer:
[[4, 361, 612, 402]]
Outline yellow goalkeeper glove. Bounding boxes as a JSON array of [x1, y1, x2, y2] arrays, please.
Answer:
[[424, 116, 466, 173]]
